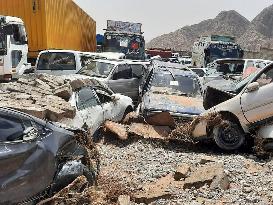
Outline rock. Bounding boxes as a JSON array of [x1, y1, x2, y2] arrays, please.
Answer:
[[183, 163, 230, 190], [174, 163, 191, 180], [129, 123, 171, 139], [53, 84, 73, 101], [122, 112, 144, 124], [118, 195, 131, 205], [104, 121, 128, 140], [145, 112, 175, 127], [245, 160, 268, 173], [199, 156, 218, 164], [135, 174, 173, 204]]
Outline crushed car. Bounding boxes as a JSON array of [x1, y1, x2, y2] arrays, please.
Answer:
[[139, 62, 204, 123], [192, 62, 273, 151], [77, 59, 150, 102], [0, 107, 98, 204], [0, 74, 133, 136]]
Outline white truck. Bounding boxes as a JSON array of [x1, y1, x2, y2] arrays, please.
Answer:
[[0, 16, 31, 81]]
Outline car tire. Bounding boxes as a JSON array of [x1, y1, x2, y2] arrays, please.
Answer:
[[212, 120, 245, 151]]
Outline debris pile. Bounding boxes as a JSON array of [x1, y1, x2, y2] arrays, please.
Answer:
[[0, 74, 94, 121]]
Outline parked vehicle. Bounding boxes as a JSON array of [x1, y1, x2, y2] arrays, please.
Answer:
[[0, 107, 96, 204], [104, 20, 145, 60], [139, 64, 204, 121], [192, 35, 244, 67], [61, 75, 134, 133], [0, 0, 96, 63], [0, 16, 31, 80], [35, 50, 102, 75], [192, 62, 273, 151], [77, 59, 150, 101]]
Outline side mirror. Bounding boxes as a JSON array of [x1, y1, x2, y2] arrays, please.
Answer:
[[246, 82, 260, 92], [23, 127, 39, 141]]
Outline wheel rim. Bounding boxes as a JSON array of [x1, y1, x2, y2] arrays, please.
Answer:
[[217, 125, 243, 147]]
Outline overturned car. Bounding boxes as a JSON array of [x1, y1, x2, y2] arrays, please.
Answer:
[[0, 107, 98, 204], [139, 65, 204, 123]]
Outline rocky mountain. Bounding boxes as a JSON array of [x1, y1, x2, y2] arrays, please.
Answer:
[[147, 5, 273, 52], [238, 5, 273, 51]]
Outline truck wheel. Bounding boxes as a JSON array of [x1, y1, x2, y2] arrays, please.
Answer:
[[212, 120, 245, 151]]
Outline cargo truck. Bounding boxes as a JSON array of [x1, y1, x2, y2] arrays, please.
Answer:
[[104, 20, 145, 60], [0, 0, 96, 64], [192, 35, 244, 67], [0, 16, 31, 80]]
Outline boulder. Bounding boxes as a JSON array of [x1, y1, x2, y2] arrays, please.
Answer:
[[183, 163, 230, 190], [174, 163, 190, 180], [103, 121, 128, 140], [145, 112, 175, 127]]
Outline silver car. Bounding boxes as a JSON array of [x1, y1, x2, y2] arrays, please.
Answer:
[[77, 59, 150, 101]]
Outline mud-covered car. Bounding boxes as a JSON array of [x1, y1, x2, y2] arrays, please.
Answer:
[[139, 66, 204, 121], [0, 107, 97, 204], [192, 63, 273, 151]]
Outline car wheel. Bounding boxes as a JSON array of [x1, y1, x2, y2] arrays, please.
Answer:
[[212, 120, 245, 151]]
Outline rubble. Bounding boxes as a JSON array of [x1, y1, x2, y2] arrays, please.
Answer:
[[174, 163, 191, 180], [0, 74, 98, 121], [183, 163, 230, 190], [145, 112, 175, 127], [104, 121, 129, 140]]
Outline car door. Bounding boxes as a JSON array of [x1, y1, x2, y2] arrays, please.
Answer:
[[241, 64, 273, 123], [74, 87, 104, 134], [130, 64, 145, 100], [107, 64, 135, 98], [95, 88, 124, 122]]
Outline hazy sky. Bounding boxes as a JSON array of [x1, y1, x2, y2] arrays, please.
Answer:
[[73, 0, 273, 41]]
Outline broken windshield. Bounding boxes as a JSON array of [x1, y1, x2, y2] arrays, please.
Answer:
[[151, 72, 201, 97], [78, 61, 115, 78]]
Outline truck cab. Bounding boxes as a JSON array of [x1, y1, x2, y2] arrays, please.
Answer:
[[0, 16, 30, 80]]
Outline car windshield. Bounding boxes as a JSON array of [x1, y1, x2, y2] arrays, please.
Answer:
[[151, 72, 201, 97], [78, 61, 115, 78]]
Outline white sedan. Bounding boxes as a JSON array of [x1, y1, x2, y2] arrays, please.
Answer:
[[60, 75, 133, 135]]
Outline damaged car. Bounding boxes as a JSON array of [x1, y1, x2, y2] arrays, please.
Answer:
[[0, 107, 97, 204], [77, 59, 150, 102], [139, 66, 204, 122], [61, 76, 134, 134], [192, 63, 273, 151]]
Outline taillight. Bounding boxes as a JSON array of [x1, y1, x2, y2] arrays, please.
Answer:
[[4, 74, 12, 81]]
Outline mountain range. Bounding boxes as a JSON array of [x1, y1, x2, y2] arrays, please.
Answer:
[[147, 4, 273, 52]]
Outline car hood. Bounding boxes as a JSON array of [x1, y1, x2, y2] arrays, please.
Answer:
[[143, 93, 205, 116]]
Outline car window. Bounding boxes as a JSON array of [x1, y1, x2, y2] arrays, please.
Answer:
[[0, 114, 24, 142], [131, 64, 144, 78], [77, 87, 99, 110], [112, 64, 132, 80], [256, 66, 273, 87], [37, 52, 76, 71], [96, 89, 112, 104]]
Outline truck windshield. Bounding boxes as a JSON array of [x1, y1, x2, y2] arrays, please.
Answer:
[[206, 44, 242, 64], [78, 61, 115, 78], [37, 52, 76, 70]]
